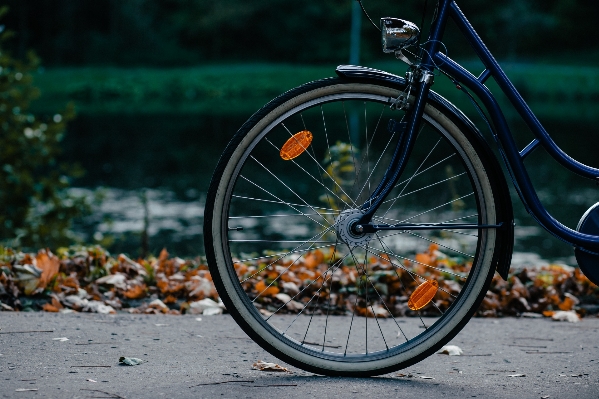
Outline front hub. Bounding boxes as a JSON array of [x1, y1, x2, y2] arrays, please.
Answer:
[[334, 209, 374, 249]]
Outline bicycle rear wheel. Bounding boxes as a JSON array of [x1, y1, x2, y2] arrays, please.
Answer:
[[204, 78, 498, 376]]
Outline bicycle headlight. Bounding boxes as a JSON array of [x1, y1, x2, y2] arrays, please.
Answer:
[[381, 18, 419, 53]]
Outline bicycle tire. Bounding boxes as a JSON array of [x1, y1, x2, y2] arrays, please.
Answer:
[[204, 78, 498, 376]]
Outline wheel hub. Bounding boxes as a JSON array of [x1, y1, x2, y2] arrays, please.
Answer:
[[334, 209, 374, 249]]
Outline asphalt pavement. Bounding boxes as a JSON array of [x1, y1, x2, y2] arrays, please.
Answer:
[[1, 313, 598, 399]]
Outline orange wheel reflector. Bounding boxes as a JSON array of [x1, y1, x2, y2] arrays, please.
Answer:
[[280, 130, 313, 160], [408, 279, 439, 311]]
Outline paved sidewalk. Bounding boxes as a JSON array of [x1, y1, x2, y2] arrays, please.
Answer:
[[1, 313, 598, 398]]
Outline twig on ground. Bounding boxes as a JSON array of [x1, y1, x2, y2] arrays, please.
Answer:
[[190, 380, 255, 387], [75, 342, 115, 345], [80, 388, 125, 399], [460, 354, 493, 357], [241, 384, 298, 387]]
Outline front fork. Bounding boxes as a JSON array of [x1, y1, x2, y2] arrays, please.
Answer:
[[353, 67, 435, 232]]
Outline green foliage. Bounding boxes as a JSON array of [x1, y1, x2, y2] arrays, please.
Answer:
[[0, 7, 89, 248], [322, 141, 357, 211]]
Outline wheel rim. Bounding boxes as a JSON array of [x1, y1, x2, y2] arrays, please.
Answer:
[[212, 85, 495, 371]]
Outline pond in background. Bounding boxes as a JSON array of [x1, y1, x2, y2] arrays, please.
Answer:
[[60, 103, 599, 265]]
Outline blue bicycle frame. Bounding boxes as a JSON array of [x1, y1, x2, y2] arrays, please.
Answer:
[[362, 0, 599, 251]]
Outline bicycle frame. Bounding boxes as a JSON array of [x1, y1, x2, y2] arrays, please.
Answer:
[[361, 0, 599, 251]]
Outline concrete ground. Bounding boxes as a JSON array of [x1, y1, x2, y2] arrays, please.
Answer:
[[1, 313, 598, 399]]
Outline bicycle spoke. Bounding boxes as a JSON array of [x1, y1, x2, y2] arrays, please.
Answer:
[[359, 241, 465, 286], [232, 195, 339, 212], [381, 172, 467, 205], [264, 137, 355, 210], [240, 225, 335, 284], [381, 138, 441, 219], [405, 231, 474, 258], [279, 123, 360, 209], [374, 236, 447, 318], [229, 213, 339, 219], [241, 171, 328, 228], [233, 243, 337, 264]]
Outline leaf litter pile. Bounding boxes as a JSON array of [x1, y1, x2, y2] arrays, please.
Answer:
[[0, 245, 598, 320]]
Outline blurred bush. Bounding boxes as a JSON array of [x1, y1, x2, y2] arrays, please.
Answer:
[[0, 7, 89, 248]]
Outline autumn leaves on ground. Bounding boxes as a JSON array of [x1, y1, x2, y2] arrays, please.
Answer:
[[0, 245, 598, 321]]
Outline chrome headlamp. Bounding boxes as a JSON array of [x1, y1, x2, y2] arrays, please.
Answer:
[[381, 18, 419, 53]]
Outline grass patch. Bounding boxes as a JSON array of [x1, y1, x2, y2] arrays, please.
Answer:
[[30, 62, 599, 119]]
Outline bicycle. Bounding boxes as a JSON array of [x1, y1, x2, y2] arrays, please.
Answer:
[[203, 0, 599, 376]]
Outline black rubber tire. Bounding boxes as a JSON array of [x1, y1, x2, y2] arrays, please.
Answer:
[[204, 78, 498, 376]]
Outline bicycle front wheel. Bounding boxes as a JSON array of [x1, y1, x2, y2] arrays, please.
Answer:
[[204, 78, 498, 376]]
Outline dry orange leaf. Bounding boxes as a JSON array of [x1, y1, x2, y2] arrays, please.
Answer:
[[123, 284, 146, 299], [42, 303, 60, 312], [558, 297, 576, 311], [35, 250, 60, 289], [414, 252, 433, 266], [303, 250, 324, 269], [255, 280, 279, 297], [51, 296, 63, 310], [408, 279, 439, 311], [280, 130, 313, 160]]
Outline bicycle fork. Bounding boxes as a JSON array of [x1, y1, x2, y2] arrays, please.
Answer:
[[351, 66, 503, 236], [352, 68, 433, 232]]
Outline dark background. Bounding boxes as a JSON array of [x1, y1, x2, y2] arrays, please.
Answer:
[[2, 0, 599, 261], [5, 0, 599, 66]]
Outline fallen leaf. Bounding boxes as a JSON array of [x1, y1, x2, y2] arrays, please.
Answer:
[[42, 303, 60, 312], [252, 360, 290, 372], [203, 307, 223, 316], [508, 374, 526, 377], [95, 273, 127, 289], [13, 264, 42, 295], [52, 337, 69, 342], [558, 293, 579, 311], [119, 357, 144, 366], [123, 284, 146, 299], [35, 250, 60, 289], [254, 280, 279, 297], [188, 298, 224, 315], [438, 345, 463, 356], [551, 310, 580, 323]]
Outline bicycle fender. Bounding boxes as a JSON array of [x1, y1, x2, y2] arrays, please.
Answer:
[[336, 65, 514, 280]]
